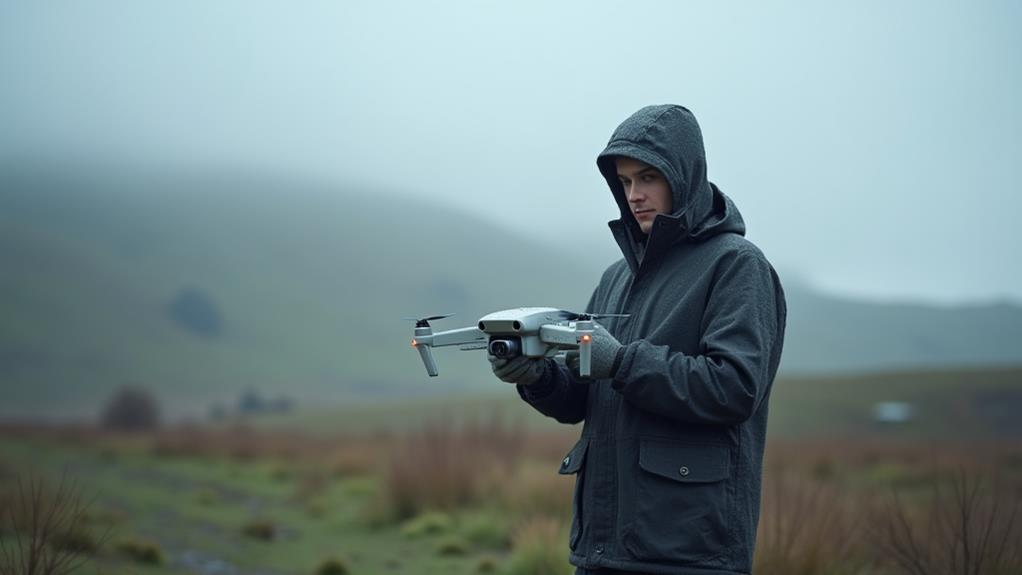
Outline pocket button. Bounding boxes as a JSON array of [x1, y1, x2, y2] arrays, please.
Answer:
[[679, 466, 690, 477]]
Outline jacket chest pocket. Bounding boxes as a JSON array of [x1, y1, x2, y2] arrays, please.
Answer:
[[623, 441, 731, 564], [558, 437, 589, 550]]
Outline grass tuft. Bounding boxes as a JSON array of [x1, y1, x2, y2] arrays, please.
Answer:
[[400, 511, 453, 538], [114, 538, 164, 565], [241, 519, 276, 541], [314, 557, 350, 575], [505, 517, 572, 575]]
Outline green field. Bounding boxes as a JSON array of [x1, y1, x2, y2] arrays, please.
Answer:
[[245, 364, 1022, 441], [2, 366, 1021, 575]]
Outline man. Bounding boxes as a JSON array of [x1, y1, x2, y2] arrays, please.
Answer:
[[489, 105, 786, 575]]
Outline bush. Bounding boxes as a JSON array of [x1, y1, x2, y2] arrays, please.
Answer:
[[100, 386, 161, 432], [314, 557, 350, 575], [400, 512, 453, 538], [475, 555, 499, 573], [241, 519, 276, 541], [436, 537, 469, 556], [114, 538, 163, 565], [0, 472, 107, 575], [461, 511, 510, 549], [874, 468, 1022, 575]]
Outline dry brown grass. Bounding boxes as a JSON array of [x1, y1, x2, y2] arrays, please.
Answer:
[[505, 517, 573, 575], [873, 468, 1022, 575], [372, 417, 526, 522], [755, 470, 873, 575], [0, 472, 107, 575]]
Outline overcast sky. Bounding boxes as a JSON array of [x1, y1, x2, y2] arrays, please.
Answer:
[[2, 1, 1020, 304]]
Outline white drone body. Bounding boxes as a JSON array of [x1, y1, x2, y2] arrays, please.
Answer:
[[409, 307, 626, 378]]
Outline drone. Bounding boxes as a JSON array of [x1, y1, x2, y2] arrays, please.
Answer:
[[407, 307, 628, 378]]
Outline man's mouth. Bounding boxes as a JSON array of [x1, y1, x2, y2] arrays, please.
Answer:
[[634, 209, 655, 217]]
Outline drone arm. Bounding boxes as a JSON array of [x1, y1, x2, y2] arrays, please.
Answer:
[[429, 327, 486, 348], [539, 324, 593, 377], [538, 325, 578, 346], [416, 344, 439, 376], [413, 326, 485, 377]]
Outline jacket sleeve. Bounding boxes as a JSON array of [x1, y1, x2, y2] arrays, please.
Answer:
[[515, 360, 589, 424], [514, 288, 602, 425], [610, 250, 786, 425]]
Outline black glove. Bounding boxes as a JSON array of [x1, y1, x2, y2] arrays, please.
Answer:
[[488, 354, 548, 386]]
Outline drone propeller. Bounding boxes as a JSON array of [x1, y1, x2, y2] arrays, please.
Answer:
[[559, 310, 630, 322], [403, 314, 455, 328]]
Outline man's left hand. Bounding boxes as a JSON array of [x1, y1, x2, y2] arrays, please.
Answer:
[[568, 324, 623, 379]]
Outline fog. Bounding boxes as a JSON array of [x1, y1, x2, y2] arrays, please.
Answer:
[[2, 0, 1020, 303]]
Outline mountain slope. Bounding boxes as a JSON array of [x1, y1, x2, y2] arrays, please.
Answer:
[[1, 164, 1020, 420]]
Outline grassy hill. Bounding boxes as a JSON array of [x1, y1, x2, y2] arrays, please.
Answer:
[[0, 165, 600, 419], [2, 163, 1021, 422]]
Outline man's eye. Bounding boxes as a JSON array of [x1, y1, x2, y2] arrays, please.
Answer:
[[641, 174, 657, 183]]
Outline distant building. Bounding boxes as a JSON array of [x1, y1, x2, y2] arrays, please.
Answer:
[[872, 401, 915, 423]]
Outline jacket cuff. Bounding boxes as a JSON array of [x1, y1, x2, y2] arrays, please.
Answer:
[[516, 360, 558, 400], [610, 345, 626, 378]]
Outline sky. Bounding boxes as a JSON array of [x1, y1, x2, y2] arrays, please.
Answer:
[[1, 0, 1020, 305]]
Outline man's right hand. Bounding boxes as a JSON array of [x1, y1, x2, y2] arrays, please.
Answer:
[[488, 354, 548, 386]]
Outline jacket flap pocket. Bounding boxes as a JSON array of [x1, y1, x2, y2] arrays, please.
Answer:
[[558, 437, 589, 475], [638, 441, 729, 483]]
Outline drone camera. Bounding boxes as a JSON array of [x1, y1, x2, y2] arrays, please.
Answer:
[[512, 320, 522, 331], [478, 321, 486, 331], [489, 337, 521, 359]]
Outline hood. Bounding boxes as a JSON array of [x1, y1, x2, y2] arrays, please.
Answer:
[[597, 105, 745, 254]]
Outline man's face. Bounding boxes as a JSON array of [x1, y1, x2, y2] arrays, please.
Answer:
[[615, 156, 672, 235]]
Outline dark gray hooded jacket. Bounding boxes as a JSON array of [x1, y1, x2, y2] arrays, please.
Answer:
[[518, 105, 786, 575]]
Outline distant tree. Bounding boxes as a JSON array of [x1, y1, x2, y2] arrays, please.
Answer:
[[167, 287, 222, 337], [100, 385, 161, 432], [237, 389, 266, 415]]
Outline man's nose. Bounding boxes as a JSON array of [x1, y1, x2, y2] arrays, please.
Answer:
[[628, 186, 645, 203]]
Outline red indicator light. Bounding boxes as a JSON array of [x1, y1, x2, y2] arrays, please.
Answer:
[[412, 339, 418, 348], [581, 334, 592, 342]]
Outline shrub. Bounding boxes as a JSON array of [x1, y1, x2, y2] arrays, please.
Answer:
[[400, 512, 453, 538], [874, 468, 1022, 575], [0, 472, 107, 575], [436, 537, 469, 556], [314, 557, 350, 575], [114, 538, 163, 565], [475, 555, 499, 573], [100, 385, 161, 432], [241, 519, 276, 541], [461, 511, 511, 549]]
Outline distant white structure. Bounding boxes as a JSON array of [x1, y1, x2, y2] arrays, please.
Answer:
[[872, 401, 915, 423]]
